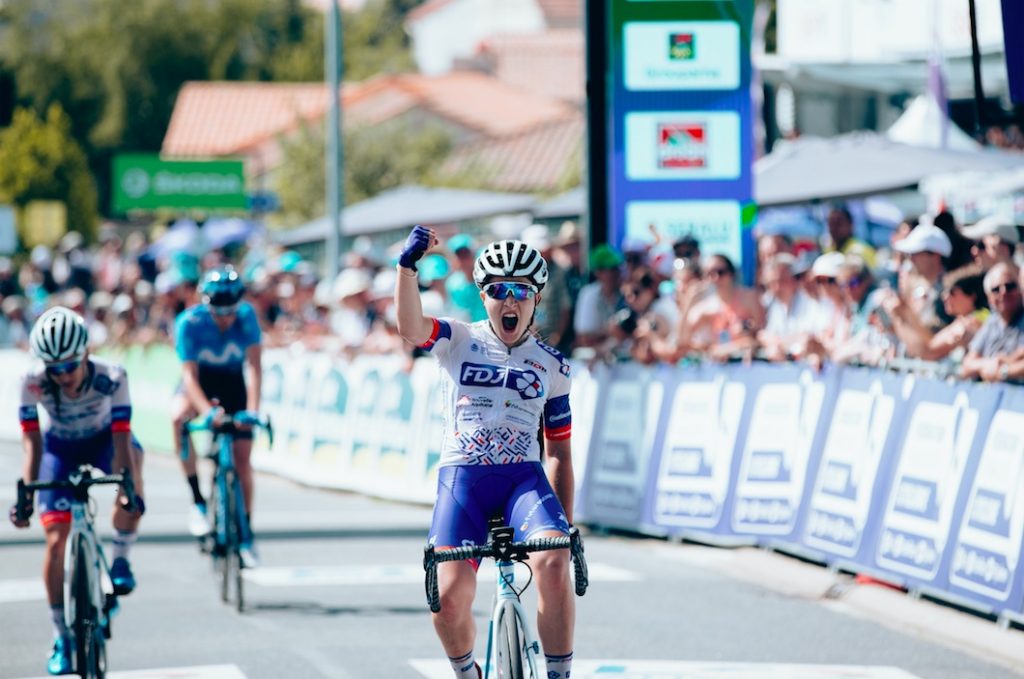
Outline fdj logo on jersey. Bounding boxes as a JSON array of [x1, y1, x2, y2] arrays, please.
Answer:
[[459, 363, 545, 400]]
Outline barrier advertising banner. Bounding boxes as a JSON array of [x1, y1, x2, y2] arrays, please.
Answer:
[[869, 378, 1002, 594], [946, 385, 1024, 616], [583, 363, 666, 529], [731, 363, 835, 549], [645, 364, 748, 540], [801, 368, 910, 568]]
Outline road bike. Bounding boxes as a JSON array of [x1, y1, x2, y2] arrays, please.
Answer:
[[182, 410, 272, 613], [424, 519, 588, 679], [15, 465, 138, 679]]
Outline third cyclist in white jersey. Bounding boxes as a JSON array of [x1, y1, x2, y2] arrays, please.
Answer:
[[395, 226, 576, 679]]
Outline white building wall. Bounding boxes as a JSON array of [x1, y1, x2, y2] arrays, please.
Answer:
[[409, 0, 547, 75]]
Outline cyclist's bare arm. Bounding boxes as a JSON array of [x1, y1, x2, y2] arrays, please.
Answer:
[[544, 437, 574, 525], [111, 431, 143, 503], [181, 360, 215, 414], [20, 429, 42, 485], [395, 266, 437, 347], [245, 344, 262, 412]]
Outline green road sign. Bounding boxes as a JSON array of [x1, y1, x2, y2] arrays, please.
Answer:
[[112, 154, 246, 212]]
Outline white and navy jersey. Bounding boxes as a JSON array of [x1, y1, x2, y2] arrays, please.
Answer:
[[19, 357, 132, 442], [421, 318, 572, 467]]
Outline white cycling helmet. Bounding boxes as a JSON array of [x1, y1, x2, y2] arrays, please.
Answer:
[[473, 239, 549, 290], [30, 306, 88, 363]]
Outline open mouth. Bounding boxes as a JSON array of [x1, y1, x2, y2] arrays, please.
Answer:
[[501, 313, 519, 332]]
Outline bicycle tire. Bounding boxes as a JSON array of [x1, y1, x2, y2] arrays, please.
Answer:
[[227, 471, 244, 613], [71, 535, 96, 678], [494, 600, 525, 679]]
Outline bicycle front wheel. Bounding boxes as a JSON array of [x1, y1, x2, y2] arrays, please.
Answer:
[[227, 470, 244, 613], [494, 601, 525, 679], [70, 535, 104, 678]]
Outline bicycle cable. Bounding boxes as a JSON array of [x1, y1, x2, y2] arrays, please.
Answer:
[[498, 559, 534, 601]]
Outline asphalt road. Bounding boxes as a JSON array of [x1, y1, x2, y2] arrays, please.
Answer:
[[1, 446, 1022, 679]]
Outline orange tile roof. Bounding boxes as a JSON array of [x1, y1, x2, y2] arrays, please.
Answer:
[[163, 74, 575, 158], [439, 112, 584, 193], [406, 0, 453, 23], [479, 30, 584, 103], [536, 0, 581, 26], [163, 82, 356, 157]]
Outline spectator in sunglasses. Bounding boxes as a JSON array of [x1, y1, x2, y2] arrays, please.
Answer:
[[961, 216, 1019, 270], [680, 254, 764, 362], [960, 263, 1024, 382], [892, 219, 953, 332], [757, 254, 822, 362]]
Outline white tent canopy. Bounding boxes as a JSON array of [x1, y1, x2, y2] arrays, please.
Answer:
[[886, 95, 980, 151], [276, 185, 536, 247], [755, 131, 1024, 207]]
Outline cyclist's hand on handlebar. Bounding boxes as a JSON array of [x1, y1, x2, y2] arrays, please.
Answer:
[[9, 502, 31, 528], [202, 405, 225, 427], [234, 410, 259, 430], [118, 493, 145, 517]]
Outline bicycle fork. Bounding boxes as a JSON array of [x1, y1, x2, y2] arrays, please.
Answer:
[[483, 560, 541, 679]]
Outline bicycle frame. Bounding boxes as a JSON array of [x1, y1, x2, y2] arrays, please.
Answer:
[[424, 525, 588, 679], [483, 560, 542, 678], [64, 491, 114, 639]]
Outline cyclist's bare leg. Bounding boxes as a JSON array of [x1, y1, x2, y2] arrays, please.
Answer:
[[233, 437, 254, 514], [433, 560, 478, 659], [172, 395, 198, 477], [42, 522, 70, 605], [531, 531, 575, 655]]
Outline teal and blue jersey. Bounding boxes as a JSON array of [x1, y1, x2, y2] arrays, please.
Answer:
[[174, 302, 261, 371]]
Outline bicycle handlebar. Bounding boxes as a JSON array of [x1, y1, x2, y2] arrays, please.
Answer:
[[181, 411, 274, 460], [423, 525, 588, 613], [16, 465, 138, 520]]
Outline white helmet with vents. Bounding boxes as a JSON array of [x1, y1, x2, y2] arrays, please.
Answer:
[[473, 239, 548, 290], [30, 306, 88, 363]]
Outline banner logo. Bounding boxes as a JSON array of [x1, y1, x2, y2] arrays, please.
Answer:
[[658, 123, 707, 168]]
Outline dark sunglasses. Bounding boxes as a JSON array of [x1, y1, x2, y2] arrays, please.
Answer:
[[209, 302, 240, 316], [841, 277, 863, 290], [987, 282, 1020, 295], [705, 267, 730, 277], [817, 277, 838, 286], [483, 282, 538, 301], [46, 359, 81, 376]]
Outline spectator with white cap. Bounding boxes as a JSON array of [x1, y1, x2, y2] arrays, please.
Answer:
[[808, 251, 850, 353], [521, 223, 571, 348], [757, 253, 822, 361], [890, 217, 953, 332], [961, 215, 1019, 269], [330, 267, 373, 354]]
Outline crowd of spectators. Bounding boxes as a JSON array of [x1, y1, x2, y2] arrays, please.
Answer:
[[3, 207, 1024, 384]]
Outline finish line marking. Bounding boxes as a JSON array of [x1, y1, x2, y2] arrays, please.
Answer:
[[18, 664, 247, 679], [243, 562, 639, 587], [409, 659, 923, 679]]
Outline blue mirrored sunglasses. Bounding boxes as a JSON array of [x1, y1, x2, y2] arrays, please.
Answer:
[[483, 282, 538, 301], [46, 359, 81, 376], [209, 302, 240, 316]]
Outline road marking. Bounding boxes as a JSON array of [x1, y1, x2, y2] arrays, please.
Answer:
[[242, 562, 639, 587], [17, 664, 247, 679], [0, 578, 46, 603], [409, 659, 923, 678]]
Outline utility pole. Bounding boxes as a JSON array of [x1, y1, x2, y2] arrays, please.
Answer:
[[324, 0, 344, 280], [967, 0, 986, 137]]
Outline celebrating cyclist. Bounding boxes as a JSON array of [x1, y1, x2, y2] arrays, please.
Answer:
[[171, 266, 263, 567], [9, 306, 145, 675], [395, 226, 577, 679]]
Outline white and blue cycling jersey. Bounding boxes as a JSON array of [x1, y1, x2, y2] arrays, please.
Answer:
[[174, 301, 261, 371], [420, 317, 572, 467]]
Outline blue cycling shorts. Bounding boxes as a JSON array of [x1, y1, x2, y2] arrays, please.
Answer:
[[428, 462, 570, 550], [38, 431, 143, 522]]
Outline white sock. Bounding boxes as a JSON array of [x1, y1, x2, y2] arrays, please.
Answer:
[[448, 650, 479, 678], [545, 651, 573, 679], [111, 530, 137, 560], [50, 604, 67, 639]]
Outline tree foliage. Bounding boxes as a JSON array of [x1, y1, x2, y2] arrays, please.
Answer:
[[273, 117, 455, 224], [0, 105, 99, 239]]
